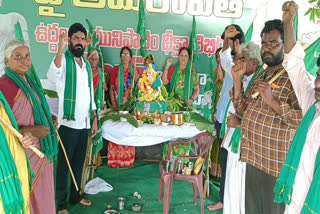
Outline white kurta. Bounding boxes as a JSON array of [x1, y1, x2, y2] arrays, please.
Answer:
[[283, 42, 320, 214], [222, 70, 255, 214]]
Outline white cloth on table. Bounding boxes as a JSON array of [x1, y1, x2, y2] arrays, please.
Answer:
[[102, 120, 203, 146]]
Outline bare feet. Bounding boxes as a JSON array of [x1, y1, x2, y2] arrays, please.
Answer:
[[80, 198, 92, 206], [58, 210, 69, 214], [207, 201, 223, 211]]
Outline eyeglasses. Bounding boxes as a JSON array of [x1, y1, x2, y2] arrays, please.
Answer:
[[121, 53, 130, 57], [261, 40, 282, 49]]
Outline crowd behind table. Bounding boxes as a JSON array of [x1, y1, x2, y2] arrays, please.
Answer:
[[0, 1, 319, 214]]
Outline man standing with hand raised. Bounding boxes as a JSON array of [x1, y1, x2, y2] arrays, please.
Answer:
[[47, 23, 98, 214], [231, 10, 303, 214]]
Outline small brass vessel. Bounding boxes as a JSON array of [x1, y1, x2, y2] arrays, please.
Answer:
[[171, 112, 184, 125]]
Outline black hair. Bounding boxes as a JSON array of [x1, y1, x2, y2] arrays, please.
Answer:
[[120, 46, 132, 58], [216, 47, 223, 54], [317, 55, 320, 67], [179, 47, 190, 59], [260, 19, 284, 41], [221, 24, 245, 44], [68, 23, 87, 38]]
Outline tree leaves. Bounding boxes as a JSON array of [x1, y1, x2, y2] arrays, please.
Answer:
[[101, 113, 138, 128], [121, 114, 138, 128], [305, 0, 320, 23]]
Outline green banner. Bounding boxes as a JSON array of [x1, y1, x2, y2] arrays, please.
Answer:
[[0, 0, 255, 107]]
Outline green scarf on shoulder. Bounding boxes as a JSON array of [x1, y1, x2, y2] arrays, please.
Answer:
[[64, 50, 93, 120], [274, 101, 318, 204], [91, 68, 103, 156], [0, 91, 34, 214], [301, 147, 320, 214], [117, 63, 133, 106], [169, 63, 193, 103], [220, 67, 263, 150], [5, 67, 58, 161]]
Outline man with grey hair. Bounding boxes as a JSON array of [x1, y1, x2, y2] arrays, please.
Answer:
[[220, 41, 262, 214]]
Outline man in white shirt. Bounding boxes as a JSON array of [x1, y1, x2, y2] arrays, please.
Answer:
[[223, 41, 262, 214], [279, 1, 320, 213], [47, 23, 98, 214]]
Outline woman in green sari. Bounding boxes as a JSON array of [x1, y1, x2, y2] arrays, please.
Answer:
[[162, 47, 199, 106], [161, 47, 200, 160]]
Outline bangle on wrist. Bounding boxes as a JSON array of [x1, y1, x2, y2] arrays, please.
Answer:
[[190, 97, 195, 101], [57, 52, 63, 55]]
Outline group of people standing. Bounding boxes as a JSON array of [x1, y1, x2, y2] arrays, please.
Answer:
[[208, 1, 320, 214], [0, 18, 202, 213], [0, 23, 98, 214], [0, 1, 319, 214]]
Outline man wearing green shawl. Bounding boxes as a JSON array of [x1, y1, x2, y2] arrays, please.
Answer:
[[274, 2, 320, 214], [47, 23, 98, 214]]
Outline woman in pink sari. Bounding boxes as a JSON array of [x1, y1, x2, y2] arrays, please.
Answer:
[[0, 40, 57, 214]]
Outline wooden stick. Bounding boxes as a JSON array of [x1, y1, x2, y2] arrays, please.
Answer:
[[81, 137, 91, 194], [55, 129, 79, 192], [221, 128, 230, 148], [251, 69, 286, 99], [188, 51, 194, 99], [203, 143, 212, 198], [0, 115, 44, 158]]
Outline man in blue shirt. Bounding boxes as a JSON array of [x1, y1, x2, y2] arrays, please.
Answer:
[[208, 24, 245, 211]]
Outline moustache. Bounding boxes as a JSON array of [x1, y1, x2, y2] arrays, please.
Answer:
[[75, 44, 84, 49], [262, 52, 274, 58]]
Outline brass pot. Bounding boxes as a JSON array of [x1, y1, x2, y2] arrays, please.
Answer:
[[171, 112, 184, 125]]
